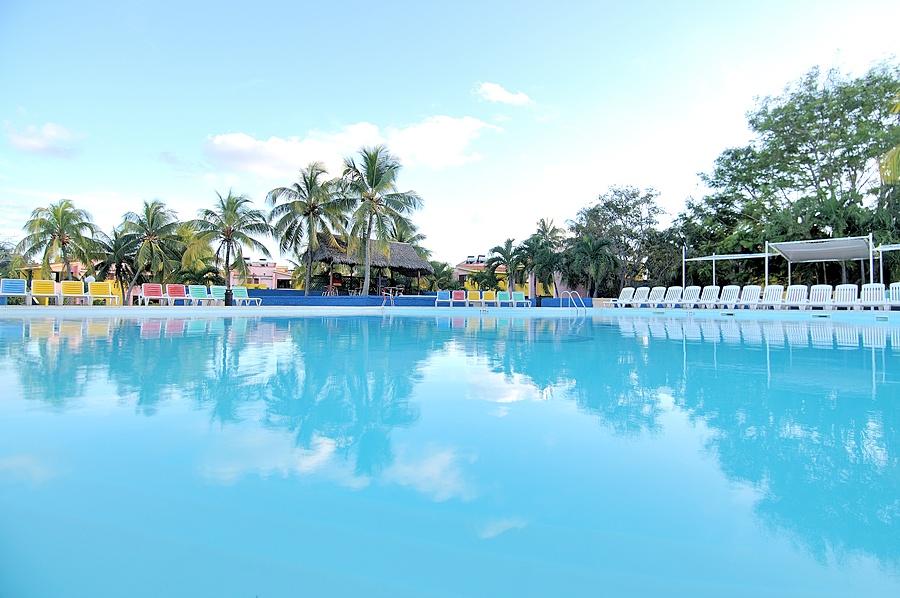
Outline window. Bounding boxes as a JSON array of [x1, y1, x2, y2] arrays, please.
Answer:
[[458, 275, 466, 283]]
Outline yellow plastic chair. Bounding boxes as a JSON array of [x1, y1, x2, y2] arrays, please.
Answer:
[[481, 290, 498, 307], [466, 290, 483, 307], [60, 281, 89, 305], [88, 282, 119, 305], [30, 280, 60, 305]]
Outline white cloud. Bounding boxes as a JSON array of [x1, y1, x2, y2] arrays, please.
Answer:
[[383, 446, 476, 502], [6, 122, 78, 158], [478, 517, 527, 539], [204, 116, 498, 180], [475, 82, 533, 106]]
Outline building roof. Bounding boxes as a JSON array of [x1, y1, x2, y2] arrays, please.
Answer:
[[310, 234, 433, 275]]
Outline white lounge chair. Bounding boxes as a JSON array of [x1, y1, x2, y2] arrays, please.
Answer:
[[641, 286, 666, 308], [889, 282, 900, 310], [832, 284, 859, 310], [758, 285, 784, 310], [697, 285, 720, 309], [717, 285, 741, 309], [737, 285, 761, 309], [610, 287, 635, 308], [860, 283, 886, 310], [808, 285, 833, 310], [661, 286, 683, 308], [628, 287, 650, 307], [680, 286, 701, 308], [783, 285, 808, 310]]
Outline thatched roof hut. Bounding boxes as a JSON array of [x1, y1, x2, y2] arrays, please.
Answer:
[[310, 234, 433, 276]]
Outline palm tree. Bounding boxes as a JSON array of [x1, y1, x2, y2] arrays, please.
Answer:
[[485, 238, 522, 292], [267, 162, 349, 296], [174, 264, 226, 286], [341, 146, 422, 295], [16, 199, 98, 279], [121, 200, 184, 304], [389, 220, 431, 259], [535, 218, 565, 249], [192, 191, 271, 304], [428, 261, 456, 291], [564, 235, 618, 297], [93, 228, 138, 304]]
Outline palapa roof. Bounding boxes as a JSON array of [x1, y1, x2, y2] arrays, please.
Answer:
[[310, 233, 433, 275]]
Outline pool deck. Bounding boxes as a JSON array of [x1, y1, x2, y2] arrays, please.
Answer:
[[1, 305, 899, 326]]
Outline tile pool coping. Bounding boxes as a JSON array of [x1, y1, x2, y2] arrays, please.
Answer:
[[1, 305, 899, 326]]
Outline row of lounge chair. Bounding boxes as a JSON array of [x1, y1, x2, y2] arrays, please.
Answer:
[[611, 283, 900, 310], [434, 290, 532, 307], [0, 279, 261, 307]]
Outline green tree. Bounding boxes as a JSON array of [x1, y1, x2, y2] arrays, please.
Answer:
[[267, 162, 350, 296], [562, 235, 618, 297], [468, 269, 500, 291], [192, 191, 271, 301], [121, 200, 184, 303], [427, 261, 458, 291], [16, 199, 98, 280], [341, 146, 422, 295], [389, 220, 431, 259], [570, 186, 663, 290], [485, 238, 522, 292], [93, 228, 138, 304]]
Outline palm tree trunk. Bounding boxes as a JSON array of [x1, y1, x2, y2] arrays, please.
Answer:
[[361, 216, 374, 295], [225, 242, 232, 290], [126, 268, 142, 306], [304, 246, 313, 296]]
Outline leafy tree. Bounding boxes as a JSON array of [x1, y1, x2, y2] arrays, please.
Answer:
[[192, 191, 271, 299], [341, 146, 422, 295], [485, 238, 522, 292], [468, 269, 500, 291], [174, 264, 226, 286], [93, 228, 138, 304], [16, 199, 98, 280], [121, 200, 184, 303], [562, 235, 618, 297], [268, 162, 349, 296], [389, 220, 431, 259], [428, 261, 459, 291], [570, 186, 662, 290]]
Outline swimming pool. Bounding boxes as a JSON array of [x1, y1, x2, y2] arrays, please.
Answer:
[[1, 313, 898, 597]]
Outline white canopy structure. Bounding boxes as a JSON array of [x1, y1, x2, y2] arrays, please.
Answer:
[[681, 234, 876, 286], [875, 243, 900, 283]]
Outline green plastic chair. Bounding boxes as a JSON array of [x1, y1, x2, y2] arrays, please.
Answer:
[[209, 285, 227, 305], [512, 291, 531, 307], [232, 286, 261, 306], [496, 291, 513, 306], [187, 285, 215, 306]]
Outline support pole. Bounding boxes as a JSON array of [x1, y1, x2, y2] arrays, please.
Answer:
[[869, 233, 875, 284], [787, 261, 792, 285], [681, 246, 686, 288], [879, 251, 884, 284], [764, 241, 769, 286], [712, 254, 716, 287]]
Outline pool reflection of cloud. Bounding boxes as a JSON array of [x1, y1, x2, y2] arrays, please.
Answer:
[[478, 517, 527, 539], [0, 454, 56, 483], [383, 445, 477, 502]]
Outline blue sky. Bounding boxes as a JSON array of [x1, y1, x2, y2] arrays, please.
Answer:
[[1, 0, 896, 263]]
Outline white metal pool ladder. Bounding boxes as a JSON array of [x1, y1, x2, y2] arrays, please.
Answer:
[[561, 290, 588, 312]]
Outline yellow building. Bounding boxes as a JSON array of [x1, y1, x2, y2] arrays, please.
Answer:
[[452, 254, 553, 296]]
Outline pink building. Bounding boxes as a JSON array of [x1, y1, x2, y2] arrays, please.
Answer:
[[230, 259, 294, 289]]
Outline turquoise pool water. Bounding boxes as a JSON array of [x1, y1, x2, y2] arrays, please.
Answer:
[[1, 314, 898, 597]]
